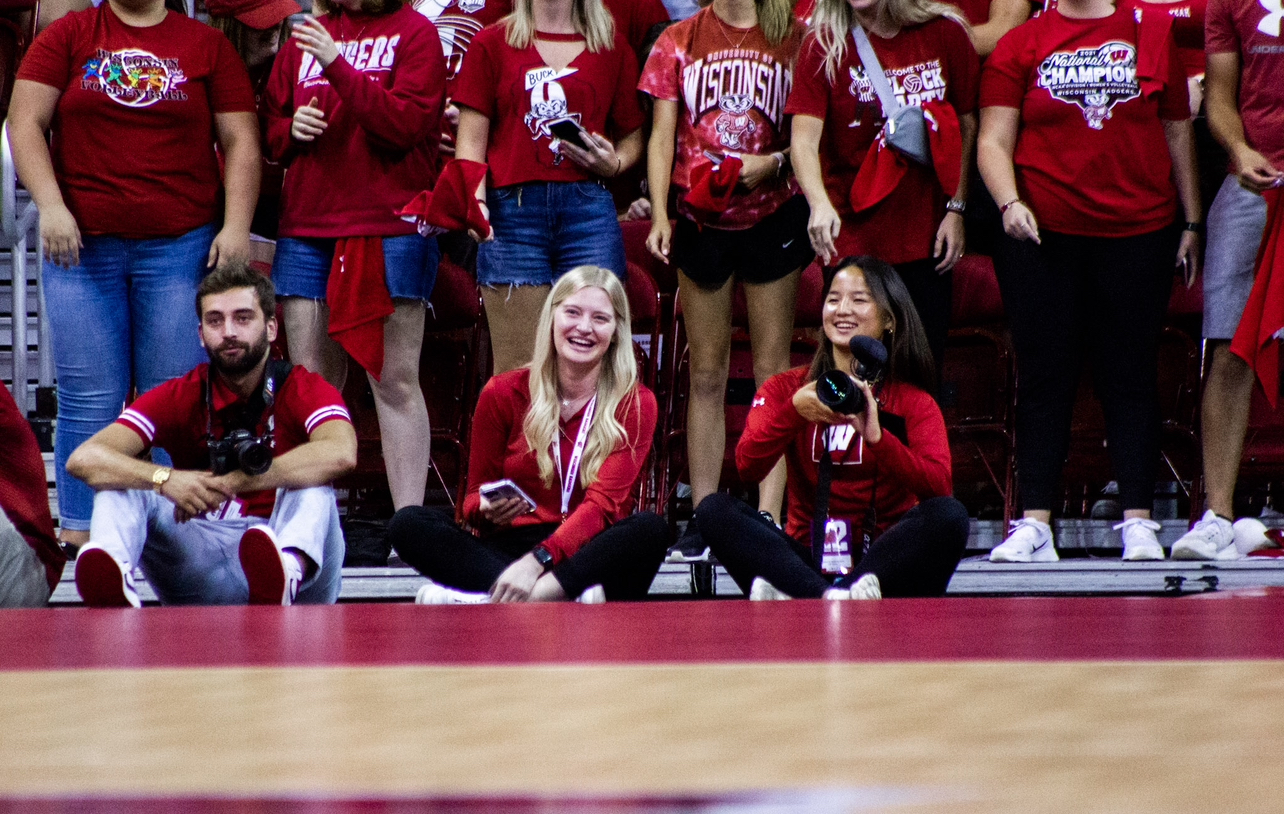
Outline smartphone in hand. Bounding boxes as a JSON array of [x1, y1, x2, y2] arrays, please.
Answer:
[[479, 479, 537, 514], [549, 118, 589, 150]]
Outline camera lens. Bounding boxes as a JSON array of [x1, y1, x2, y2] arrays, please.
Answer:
[[236, 437, 273, 476], [817, 370, 866, 415]]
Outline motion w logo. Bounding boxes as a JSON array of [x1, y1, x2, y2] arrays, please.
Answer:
[[1260, 0, 1284, 36]]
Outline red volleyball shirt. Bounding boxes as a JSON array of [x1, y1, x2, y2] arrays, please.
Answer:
[[981, 6, 1189, 237], [1206, 0, 1284, 169], [263, 5, 447, 238], [785, 18, 979, 263], [461, 368, 658, 564], [1123, 0, 1208, 77], [737, 368, 953, 548], [452, 24, 647, 188], [17, 4, 255, 238], [603, 0, 671, 60], [116, 364, 352, 520], [411, 0, 513, 87], [638, 6, 805, 229]]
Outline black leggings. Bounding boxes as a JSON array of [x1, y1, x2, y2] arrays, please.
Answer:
[[992, 225, 1179, 511], [694, 492, 969, 598], [895, 257, 952, 386], [387, 508, 671, 600]]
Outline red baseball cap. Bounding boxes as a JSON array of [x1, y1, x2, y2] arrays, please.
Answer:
[[206, 0, 301, 29]]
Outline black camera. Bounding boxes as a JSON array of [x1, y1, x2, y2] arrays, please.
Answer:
[[208, 429, 273, 476], [816, 336, 888, 415]]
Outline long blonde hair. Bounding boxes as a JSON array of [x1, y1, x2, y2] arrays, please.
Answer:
[[811, 0, 970, 83], [523, 267, 641, 489], [504, 0, 616, 53]]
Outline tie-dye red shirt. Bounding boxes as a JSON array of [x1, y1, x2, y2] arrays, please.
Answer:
[[638, 6, 804, 230]]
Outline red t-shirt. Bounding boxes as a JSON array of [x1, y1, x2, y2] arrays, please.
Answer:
[[263, 6, 447, 238], [0, 385, 64, 592], [1124, 0, 1207, 77], [737, 368, 953, 548], [452, 24, 647, 188], [17, 5, 255, 239], [638, 7, 805, 229], [981, 7, 1189, 237], [461, 369, 658, 564], [604, 0, 671, 60], [1206, 0, 1284, 169], [411, 0, 512, 87], [116, 364, 352, 519], [785, 19, 979, 263]]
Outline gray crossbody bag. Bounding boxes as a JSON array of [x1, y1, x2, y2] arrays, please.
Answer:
[[851, 25, 932, 166]]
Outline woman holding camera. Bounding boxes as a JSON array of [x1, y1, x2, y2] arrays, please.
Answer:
[[696, 256, 968, 600], [387, 266, 668, 603]]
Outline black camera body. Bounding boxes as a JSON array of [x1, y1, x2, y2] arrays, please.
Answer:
[[203, 359, 292, 477], [208, 429, 273, 476], [816, 336, 888, 415]]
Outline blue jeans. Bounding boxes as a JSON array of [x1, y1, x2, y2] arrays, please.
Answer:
[[44, 223, 215, 531], [476, 181, 626, 285], [271, 233, 440, 301]]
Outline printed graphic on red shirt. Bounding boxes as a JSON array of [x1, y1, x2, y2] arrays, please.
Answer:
[[524, 66, 583, 165], [81, 49, 188, 107], [413, 0, 506, 80], [810, 424, 864, 465], [298, 35, 401, 86], [1036, 41, 1139, 129], [678, 46, 792, 147], [1259, 0, 1283, 35], [847, 58, 950, 115]]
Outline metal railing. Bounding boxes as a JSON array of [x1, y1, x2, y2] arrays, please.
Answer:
[[2, 118, 51, 415]]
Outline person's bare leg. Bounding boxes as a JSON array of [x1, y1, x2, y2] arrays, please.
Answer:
[[368, 301, 429, 511], [743, 269, 802, 522], [1201, 342, 1255, 518], [678, 272, 734, 508], [281, 297, 348, 390], [482, 285, 552, 374]]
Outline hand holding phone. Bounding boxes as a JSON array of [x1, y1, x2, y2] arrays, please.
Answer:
[[549, 118, 589, 151], [479, 479, 537, 525]]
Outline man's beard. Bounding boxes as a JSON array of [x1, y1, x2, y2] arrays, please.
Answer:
[[208, 334, 271, 377]]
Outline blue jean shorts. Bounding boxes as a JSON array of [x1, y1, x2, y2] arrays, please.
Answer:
[[272, 233, 440, 301], [476, 181, 626, 286]]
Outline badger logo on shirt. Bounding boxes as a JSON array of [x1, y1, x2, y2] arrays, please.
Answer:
[[845, 60, 946, 127], [524, 67, 581, 165], [681, 50, 791, 133], [713, 93, 757, 149], [848, 65, 876, 105], [1037, 42, 1140, 130], [81, 49, 187, 107], [412, 0, 486, 79]]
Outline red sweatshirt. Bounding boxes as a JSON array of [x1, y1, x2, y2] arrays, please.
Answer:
[[263, 5, 447, 237], [0, 386, 65, 592], [462, 369, 658, 564], [738, 367, 952, 548]]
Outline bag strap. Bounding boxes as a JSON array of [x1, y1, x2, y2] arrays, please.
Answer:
[[850, 25, 902, 121], [811, 439, 834, 570]]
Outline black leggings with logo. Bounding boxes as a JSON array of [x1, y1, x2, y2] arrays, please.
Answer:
[[695, 492, 969, 598]]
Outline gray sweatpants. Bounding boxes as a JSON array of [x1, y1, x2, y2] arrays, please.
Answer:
[[0, 507, 53, 608]]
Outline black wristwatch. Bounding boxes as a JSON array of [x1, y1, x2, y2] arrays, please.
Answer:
[[531, 545, 555, 570]]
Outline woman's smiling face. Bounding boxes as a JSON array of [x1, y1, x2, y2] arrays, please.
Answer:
[[822, 265, 893, 349], [552, 285, 616, 368]]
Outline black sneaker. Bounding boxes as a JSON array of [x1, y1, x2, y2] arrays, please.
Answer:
[[666, 524, 710, 563]]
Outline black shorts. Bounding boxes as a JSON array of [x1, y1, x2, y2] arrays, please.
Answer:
[[671, 194, 814, 291]]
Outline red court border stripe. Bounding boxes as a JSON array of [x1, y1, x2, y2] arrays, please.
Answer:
[[1, 597, 1282, 672]]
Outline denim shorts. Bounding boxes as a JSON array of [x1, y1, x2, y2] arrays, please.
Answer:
[[476, 181, 626, 286], [271, 233, 440, 301], [1203, 175, 1270, 340]]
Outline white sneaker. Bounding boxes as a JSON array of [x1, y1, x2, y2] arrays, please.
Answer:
[[848, 573, 882, 599], [1232, 518, 1276, 557], [1171, 510, 1235, 560], [749, 577, 791, 600], [1116, 518, 1164, 561], [989, 518, 1057, 563], [414, 580, 490, 605], [576, 585, 606, 604]]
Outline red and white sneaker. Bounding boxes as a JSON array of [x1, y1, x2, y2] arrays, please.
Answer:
[[239, 525, 302, 606], [75, 546, 141, 608]]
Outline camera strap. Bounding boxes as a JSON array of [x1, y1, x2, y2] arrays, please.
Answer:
[[204, 359, 294, 441], [811, 428, 879, 574]]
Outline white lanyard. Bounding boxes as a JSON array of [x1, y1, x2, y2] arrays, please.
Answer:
[[552, 395, 596, 518]]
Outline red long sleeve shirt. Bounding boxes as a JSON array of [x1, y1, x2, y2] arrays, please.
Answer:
[[737, 367, 953, 548], [462, 369, 658, 564], [263, 5, 447, 237]]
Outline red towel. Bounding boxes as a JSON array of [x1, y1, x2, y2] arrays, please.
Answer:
[[398, 158, 492, 239], [1133, 5, 1175, 99], [326, 237, 394, 381], [1230, 188, 1284, 407], [684, 156, 743, 224], [849, 100, 962, 214]]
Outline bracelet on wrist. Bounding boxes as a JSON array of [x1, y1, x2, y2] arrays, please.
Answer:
[[1000, 198, 1024, 214], [1183, 221, 1203, 234]]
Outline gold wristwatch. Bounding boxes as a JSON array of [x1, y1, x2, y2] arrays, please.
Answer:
[[152, 466, 172, 494]]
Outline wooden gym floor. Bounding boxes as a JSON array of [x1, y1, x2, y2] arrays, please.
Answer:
[[1, 596, 1282, 813]]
